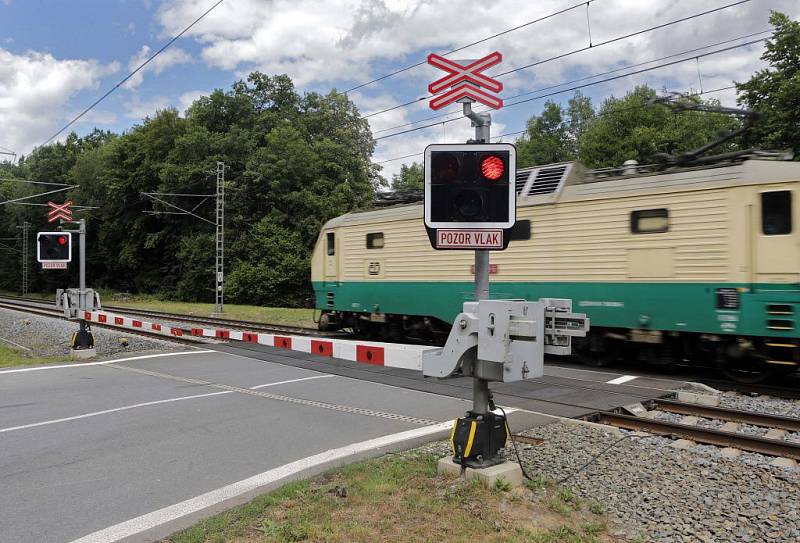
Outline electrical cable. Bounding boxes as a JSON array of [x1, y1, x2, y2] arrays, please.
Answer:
[[363, 0, 752, 119], [374, 83, 737, 165], [373, 37, 763, 142], [371, 29, 770, 136], [40, 0, 225, 147], [342, 0, 600, 94], [557, 434, 649, 485]]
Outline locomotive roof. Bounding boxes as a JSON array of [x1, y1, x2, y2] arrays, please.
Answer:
[[322, 157, 800, 229]]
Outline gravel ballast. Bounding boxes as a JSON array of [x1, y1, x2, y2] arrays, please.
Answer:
[[515, 421, 799, 542], [0, 306, 186, 359]]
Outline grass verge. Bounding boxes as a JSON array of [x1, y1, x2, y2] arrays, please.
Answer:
[[0, 343, 70, 368], [0, 290, 317, 329], [109, 298, 316, 329], [164, 451, 619, 543]]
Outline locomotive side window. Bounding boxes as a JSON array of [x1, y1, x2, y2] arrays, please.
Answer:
[[326, 232, 335, 256], [761, 191, 792, 235], [631, 209, 669, 234], [366, 232, 384, 249]]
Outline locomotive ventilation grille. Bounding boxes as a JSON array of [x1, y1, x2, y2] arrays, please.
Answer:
[[515, 164, 570, 196]]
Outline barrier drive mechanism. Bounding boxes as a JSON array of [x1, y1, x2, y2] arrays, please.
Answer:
[[424, 299, 589, 468]]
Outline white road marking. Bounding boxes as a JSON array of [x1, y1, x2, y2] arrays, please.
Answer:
[[0, 391, 231, 434], [71, 407, 520, 543], [250, 374, 332, 389], [0, 375, 334, 435], [606, 375, 639, 385], [68, 421, 455, 543], [0, 350, 214, 375]]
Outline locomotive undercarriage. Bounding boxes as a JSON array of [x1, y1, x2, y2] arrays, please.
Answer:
[[319, 310, 799, 383]]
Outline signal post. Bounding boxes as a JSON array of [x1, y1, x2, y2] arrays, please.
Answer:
[[39, 201, 101, 356], [422, 52, 590, 477]]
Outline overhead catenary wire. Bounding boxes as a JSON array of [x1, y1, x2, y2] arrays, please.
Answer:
[[371, 29, 771, 136], [363, 0, 753, 119], [342, 0, 600, 94], [375, 84, 737, 165], [40, 0, 225, 148], [373, 38, 765, 142]]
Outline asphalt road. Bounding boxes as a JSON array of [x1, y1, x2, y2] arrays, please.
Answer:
[[0, 349, 484, 543], [0, 344, 679, 543]]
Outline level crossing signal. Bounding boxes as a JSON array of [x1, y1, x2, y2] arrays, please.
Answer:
[[37, 232, 72, 263], [424, 143, 516, 250]]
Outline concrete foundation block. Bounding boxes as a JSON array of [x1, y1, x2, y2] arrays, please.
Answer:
[[770, 457, 798, 469], [680, 416, 700, 426], [437, 456, 463, 478], [437, 457, 524, 489], [720, 447, 742, 458], [676, 391, 719, 407], [70, 348, 96, 360], [466, 462, 524, 489], [670, 439, 697, 450], [720, 422, 741, 433], [764, 429, 788, 441]]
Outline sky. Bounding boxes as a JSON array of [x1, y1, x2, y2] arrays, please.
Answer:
[[0, 0, 798, 179]]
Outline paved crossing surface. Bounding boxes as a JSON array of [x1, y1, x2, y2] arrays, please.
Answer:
[[0, 345, 680, 542]]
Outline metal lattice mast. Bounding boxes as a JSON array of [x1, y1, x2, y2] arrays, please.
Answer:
[[16, 222, 29, 295], [214, 162, 225, 314]]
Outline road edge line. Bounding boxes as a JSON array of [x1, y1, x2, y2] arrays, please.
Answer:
[[69, 421, 454, 543], [0, 350, 214, 374]]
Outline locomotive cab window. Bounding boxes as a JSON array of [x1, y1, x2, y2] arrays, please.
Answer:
[[326, 232, 335, 256], [631, 209, 669, 234], [761, 191, 792, 235], [366, 232, 384, 249]]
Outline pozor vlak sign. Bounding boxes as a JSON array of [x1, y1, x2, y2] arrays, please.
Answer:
[[423, 143, 516, 250]]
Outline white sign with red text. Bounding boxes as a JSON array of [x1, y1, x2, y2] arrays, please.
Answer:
[[436, 229, 503, 249]]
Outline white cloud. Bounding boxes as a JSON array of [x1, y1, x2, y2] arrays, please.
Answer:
[[154, 0, 800, 172], [123, 95, 172, 120], [0, 48, 118, 154], [122, 45, 192, 89], [177, 89, 209, 113]]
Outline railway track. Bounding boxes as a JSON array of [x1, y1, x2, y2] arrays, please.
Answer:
[[0, 295, 344, 341], [0, 299, 205, 347], [591, 400, 800, 461]]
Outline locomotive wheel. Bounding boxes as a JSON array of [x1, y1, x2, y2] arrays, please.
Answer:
[[577, 334, 618, 368], [718, 341, 781, 384]]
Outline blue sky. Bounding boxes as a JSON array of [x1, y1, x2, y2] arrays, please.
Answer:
[[1, 0, 798, 178]]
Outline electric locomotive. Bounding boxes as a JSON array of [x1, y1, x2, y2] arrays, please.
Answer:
[[311, 156, 799, 382]]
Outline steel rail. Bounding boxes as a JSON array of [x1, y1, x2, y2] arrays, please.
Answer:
[[648, 399, 800, 432], [0, 301, 204, 347], [593, 411, 800, 460]]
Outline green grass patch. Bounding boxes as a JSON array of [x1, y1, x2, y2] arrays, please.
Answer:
[[1, 290, 317, 329], [165, 452, 616, 543], [0, 343, 70, 368], [105, 295, 316, 329]]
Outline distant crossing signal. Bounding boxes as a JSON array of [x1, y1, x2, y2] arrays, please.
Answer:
[[37, 232, 72, 263]]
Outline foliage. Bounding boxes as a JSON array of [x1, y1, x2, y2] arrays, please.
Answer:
[[391, 162, 424, 191], [0, 73, 376, 305], [576, 86, 740, 168], [736, 11, 800, 155], [516, 92, 594, 167]]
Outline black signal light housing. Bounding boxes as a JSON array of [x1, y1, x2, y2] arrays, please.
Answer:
[[37, 232, 72, 263], [424, 143, 516, 250]]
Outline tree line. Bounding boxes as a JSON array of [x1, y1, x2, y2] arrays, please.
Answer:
[[2, 12, 798, 306]]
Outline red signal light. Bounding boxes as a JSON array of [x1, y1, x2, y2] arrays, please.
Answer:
[[480, 155, 504, 180], [57, 235, 67, 246]]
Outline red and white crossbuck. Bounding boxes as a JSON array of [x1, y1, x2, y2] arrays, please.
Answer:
[[427, 52, 503, 110], [47, 200, 73, 223]]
